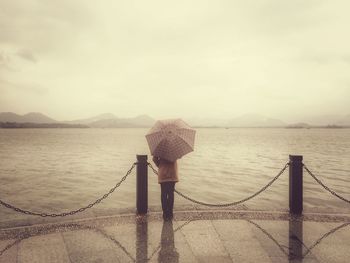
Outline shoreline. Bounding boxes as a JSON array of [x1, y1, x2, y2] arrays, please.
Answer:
[[1, 206, 349, 232]]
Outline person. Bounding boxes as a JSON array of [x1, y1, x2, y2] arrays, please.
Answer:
[[152, 156, 178, 220]]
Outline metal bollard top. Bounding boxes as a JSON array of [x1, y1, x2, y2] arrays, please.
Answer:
[[289, 155, 303, 163], [137, 155, 148, 163]]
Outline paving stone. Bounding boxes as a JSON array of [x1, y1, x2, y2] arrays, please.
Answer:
[[212, 220, 273, 263], [0, 239, 17, 263], [62, 227, 129, 263], [171, 220, 199, 263], [179, 220, 232, 262], [18, 233, 70, 263], [0, 211, 348, 263]]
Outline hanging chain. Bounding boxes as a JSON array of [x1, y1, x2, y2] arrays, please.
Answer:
[[304, 164, 350, 204], [5, 161, 348, 217], [0, 163, 136, 217], [148, 162, 289, 207]]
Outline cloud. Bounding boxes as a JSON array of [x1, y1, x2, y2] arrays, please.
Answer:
[[0, 1, 91, 54], [299, 53, 350, 65], [0, 0, 350, 120], [0, 51, 11, 70], [16, 49, 37, 63], [0, 78, 48, 95], [341, 55, 350, 64]]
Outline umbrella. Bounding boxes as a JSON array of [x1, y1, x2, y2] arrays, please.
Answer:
[[145, 119, 196, 162]]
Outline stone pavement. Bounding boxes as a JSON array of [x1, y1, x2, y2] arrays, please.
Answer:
[[0, 210, 349, 263]]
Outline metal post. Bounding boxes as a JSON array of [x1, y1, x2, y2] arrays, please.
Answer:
[[289, 155, 303, 215], [136, 155, 148, 214]]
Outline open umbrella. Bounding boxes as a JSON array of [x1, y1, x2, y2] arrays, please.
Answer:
[[145, 119, 196, 162]]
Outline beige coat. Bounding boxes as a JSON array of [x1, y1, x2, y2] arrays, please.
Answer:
[[152, 156, 178, 184]]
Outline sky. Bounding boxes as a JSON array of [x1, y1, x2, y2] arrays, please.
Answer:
[[0, 0, 349, 122]]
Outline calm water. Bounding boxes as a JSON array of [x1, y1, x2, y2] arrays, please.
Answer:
[[0, 128, 350, 223]]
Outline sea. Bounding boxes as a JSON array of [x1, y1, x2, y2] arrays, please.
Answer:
[[0, 128, 349, 224]]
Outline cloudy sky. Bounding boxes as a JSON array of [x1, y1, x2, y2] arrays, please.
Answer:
[[0, 0, 349, 122]]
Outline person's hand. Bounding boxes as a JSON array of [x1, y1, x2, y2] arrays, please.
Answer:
[[152, 156, 160, 167]]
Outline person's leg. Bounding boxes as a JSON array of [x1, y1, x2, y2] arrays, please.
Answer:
[[163, 182, 171, 219], [167, 182, 175, 218], [160, 183, 167, 219]]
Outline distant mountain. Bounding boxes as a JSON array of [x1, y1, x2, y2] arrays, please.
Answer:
[[298, 114, 343, 126], [0, 112, 57, 123], [186, 114, 287, 127], [336, 114, 350, 126], [131, 115, 157, 127], [286, 122, 311, 128], [226, 114, 286, 127], [0, 112, 155, 127], [89, 115, 155, 128], [1, 111, 349, 128], [0, 122, 88, 128], [185, 117, 227, 127], [67, 113, 118, 124], [0, 112, 23, 122]]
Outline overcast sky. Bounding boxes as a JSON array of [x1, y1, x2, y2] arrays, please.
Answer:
[[0, 0, 349, 122]]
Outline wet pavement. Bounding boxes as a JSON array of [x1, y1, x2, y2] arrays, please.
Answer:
[[0, 210, 349, 263]]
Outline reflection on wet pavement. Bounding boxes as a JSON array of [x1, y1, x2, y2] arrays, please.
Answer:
[[0, 211, 349, 263], [158, 221, 178, 263]]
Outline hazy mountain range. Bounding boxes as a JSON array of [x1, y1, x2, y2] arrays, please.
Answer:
[[0, 112, 156, 128], [185, 113, 350, 127], [0, 112, 350, 128], [0, 112, 57, 124], [186, 114, 286, 127]]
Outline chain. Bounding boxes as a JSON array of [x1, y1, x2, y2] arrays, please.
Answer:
[[302, 222, 350, 258], [148, 162, 159, 176], [148, 162, 289, 207], [246, 219, 289, 257], [0, 238, 25, 257], [0, 163, 136, 217], [88, 225, 136, 262], [304, 164, 350, 204]]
